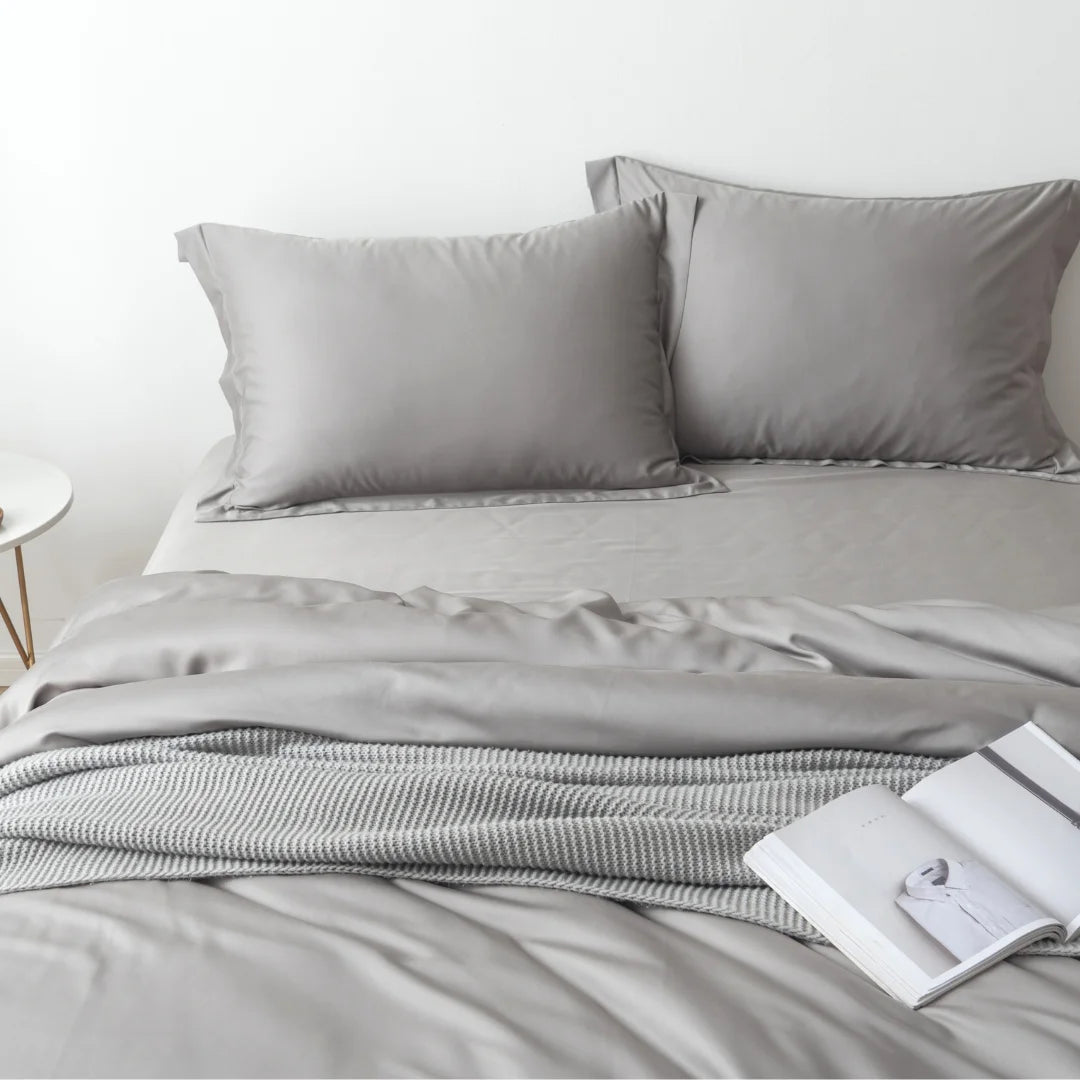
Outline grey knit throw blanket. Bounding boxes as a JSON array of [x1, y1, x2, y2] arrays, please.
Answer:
[[0, 726, 962, 947]]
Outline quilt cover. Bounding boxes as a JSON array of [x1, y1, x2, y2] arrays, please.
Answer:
[[1, 572, 1080, 1077]]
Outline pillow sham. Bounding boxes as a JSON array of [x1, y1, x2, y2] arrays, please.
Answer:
[[586, 155, 1080, 480], [177, 195, 724, 520]]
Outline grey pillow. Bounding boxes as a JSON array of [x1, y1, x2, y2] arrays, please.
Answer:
[[587, 156, 1080, 480], [177, 196, 724, 520]]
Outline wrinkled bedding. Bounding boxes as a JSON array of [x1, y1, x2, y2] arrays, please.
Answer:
[[2, 573, 1080, 1076]]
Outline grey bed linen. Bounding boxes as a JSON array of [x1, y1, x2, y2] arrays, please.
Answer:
[[146, 438, 1080, 609], [3, 573, 1080, 1076], [586, 156, 1080, 479], [178, 197, 723, 520]]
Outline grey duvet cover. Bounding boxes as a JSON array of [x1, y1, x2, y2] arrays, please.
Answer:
[[2, 572, 1080, 1077]]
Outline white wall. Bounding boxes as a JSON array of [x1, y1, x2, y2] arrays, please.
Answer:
[[3, 0, 1080, 673]]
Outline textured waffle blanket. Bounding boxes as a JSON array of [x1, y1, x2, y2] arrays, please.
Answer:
[[0, 728, 939, 939], [3, 572, 1080, 950]]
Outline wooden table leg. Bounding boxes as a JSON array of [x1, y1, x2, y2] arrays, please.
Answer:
[[0, 547, 32, 669], [14, 547, 33, 667]]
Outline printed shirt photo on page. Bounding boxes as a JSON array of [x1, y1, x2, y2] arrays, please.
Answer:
[[896, 858, 1044, 961]]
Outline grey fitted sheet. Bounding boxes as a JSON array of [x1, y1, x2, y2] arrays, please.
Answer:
[[146, 438, 1080, 608]]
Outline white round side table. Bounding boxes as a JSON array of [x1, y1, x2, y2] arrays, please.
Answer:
[[0, 453, 73, 668]]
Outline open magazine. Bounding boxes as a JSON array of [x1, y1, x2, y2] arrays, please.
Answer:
[[745, 723, 1080, 1008]]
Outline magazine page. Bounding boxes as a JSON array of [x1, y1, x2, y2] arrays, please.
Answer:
[[903, 723, 1080, 936], [748, 784, 1059, 1005]]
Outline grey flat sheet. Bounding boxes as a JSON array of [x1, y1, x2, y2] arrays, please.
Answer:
[[146, 439, 1080, 609], [3, 573, 1080, 1077]]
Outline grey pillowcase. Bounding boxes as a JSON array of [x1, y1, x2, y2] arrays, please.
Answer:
[[176, 195, 724, 520], [587, 156, 1080, 480]]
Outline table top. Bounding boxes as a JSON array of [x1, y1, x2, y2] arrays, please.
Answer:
[[0, 453, 73, 554]]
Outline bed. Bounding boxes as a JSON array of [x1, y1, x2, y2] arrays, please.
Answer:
[[0, 438, 1076, 1078], [4, 163, 1080, 1079]]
